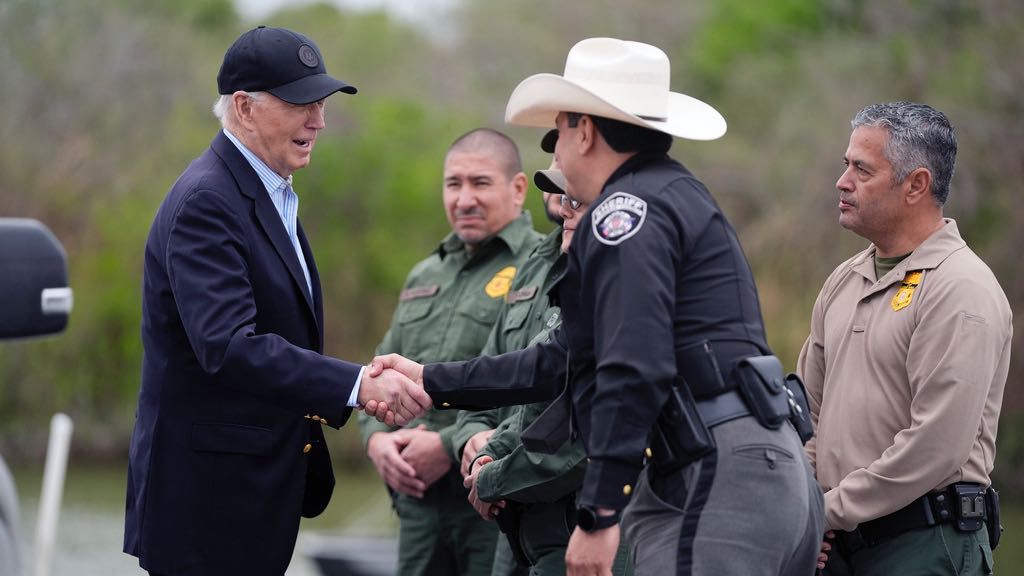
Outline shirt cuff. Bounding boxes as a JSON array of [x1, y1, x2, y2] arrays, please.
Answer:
[[579, 458, 642, 510], [347, 365, 365, 408]]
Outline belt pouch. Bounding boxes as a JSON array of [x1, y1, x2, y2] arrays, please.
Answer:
[[783, 372, 815, 443], [953, 483, 986, 533], [735, 355, 789, 430]]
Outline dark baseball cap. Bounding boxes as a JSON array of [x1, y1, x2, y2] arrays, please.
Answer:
[[534, 169, 566, 195], [217, 26, 357, 105], [541, 129, 558, 153]]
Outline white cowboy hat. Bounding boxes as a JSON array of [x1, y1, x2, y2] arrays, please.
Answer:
[[505, 38, 726, 141]]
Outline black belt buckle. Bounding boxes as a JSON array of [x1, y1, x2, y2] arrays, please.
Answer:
[[953, 483, 986, 532]]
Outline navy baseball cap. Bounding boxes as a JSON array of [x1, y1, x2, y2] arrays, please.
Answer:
[[217, 26, 357, 105]]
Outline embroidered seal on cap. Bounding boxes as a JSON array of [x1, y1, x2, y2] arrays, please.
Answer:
[[298, 44, 319, 68], [591, 192, 647, 245]]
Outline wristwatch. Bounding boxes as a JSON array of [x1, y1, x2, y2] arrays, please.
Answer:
[[577, 506, 621, 532]]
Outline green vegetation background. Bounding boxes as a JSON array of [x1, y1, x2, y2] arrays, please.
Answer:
[[1, 0, 1022, 560]]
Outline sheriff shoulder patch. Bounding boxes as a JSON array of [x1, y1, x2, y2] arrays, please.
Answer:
[[591, 191, 647, 246]]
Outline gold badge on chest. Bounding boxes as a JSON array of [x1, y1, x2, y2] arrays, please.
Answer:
[[485, 266, 517, 299], [891, 270, 924, 311]]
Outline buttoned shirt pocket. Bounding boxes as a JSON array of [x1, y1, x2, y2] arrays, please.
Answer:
[[502, 300, 532, 334], [450, 298, 503, 357], [397, 296, 434, 325], [191, 422, 274, 455]]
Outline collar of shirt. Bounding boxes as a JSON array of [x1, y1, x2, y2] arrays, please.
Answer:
[[852, 218, 966, 285], [222, 128, 311, 295], [223, 128, 299, 235], [222, 128, 293, 197], [600, 151, 668, 194], [437, 210, 536, 260]]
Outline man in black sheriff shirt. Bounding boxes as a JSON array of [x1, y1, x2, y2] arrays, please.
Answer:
[[370, 38, 823, 576]]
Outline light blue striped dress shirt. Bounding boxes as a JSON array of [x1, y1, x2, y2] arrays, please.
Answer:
[[222, 129, 363, 408], [223, 128, 312, 296]]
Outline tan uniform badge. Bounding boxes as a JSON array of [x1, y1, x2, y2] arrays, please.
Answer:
[[485, 266, 517, 298], [891, 270, 924, 311]]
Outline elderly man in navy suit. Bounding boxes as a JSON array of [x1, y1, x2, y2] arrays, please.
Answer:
[[123, 26, 432, 576]]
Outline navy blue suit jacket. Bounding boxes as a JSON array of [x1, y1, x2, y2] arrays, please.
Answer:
[[124, 131, 361, 575]]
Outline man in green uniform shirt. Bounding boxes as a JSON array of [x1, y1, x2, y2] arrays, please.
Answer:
[[359, 127, 543, 576], [453, 132, 631, 576]]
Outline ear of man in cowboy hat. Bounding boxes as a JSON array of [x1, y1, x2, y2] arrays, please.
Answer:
[[505, 37, 726, 140]]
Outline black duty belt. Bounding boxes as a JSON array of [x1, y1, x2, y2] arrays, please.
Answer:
[[836, 483, 988, 553], [695, 389, 750, 428]]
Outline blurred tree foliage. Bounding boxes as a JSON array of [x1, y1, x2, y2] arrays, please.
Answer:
[[0, 0, 1021, 492]]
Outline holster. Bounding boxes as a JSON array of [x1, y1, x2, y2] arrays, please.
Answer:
[[649, 378, 715, 473], [986, 485, 1002, 550], [494, 501, 530, 567]]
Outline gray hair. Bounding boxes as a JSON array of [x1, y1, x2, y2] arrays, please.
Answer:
[[852, 101, 957, 205], [212, 91, 265, 128]]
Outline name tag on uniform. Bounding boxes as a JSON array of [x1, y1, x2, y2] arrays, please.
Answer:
[[506, 286, 538, 303], [400, 284, 439, 302]]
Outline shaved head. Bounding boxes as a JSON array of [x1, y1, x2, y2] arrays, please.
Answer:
[[446, 128, 523, 180]]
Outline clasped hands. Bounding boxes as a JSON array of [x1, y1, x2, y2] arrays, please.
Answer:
[[358, 353, 429, 426]]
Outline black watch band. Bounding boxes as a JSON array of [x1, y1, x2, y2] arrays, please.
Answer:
[[577, 506, 620, 532]]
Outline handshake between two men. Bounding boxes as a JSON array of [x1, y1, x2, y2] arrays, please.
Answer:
[[357, 354, 428, 426]]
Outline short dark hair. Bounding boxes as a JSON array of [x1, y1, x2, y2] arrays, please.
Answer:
[[567, 112, 673, 156], [852, 102, 957, 205], [447, 128, 524, 179]]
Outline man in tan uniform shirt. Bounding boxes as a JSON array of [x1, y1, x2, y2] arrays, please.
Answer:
[[797, 102, 1011, 575]]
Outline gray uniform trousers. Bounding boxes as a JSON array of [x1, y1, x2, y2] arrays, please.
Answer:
[[621, 416, 824, 576]]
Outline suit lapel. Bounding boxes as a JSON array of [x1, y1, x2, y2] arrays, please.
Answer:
[[211, 132, 318, 325], [297, 221, 324, 351]]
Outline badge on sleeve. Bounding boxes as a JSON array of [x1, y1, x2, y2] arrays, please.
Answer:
[[891, 270, 924, 311], [591, 192, 647, 246]]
